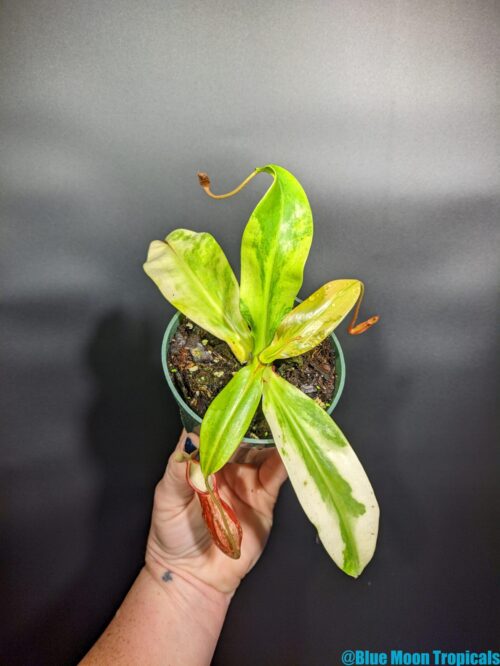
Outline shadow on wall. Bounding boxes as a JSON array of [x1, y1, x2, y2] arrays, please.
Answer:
[[5, 310, 178, 666]]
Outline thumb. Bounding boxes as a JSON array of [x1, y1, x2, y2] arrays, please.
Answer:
[[156, 430, 199, 507]]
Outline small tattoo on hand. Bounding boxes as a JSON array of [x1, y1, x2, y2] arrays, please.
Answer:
[[162, 570, 173, 582]]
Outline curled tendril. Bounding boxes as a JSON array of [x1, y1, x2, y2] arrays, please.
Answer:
[[197, 169, 258, 199], [348, 281, 379, 335]]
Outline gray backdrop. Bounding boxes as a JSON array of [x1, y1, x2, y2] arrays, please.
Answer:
[[1, 1, 499, 664]]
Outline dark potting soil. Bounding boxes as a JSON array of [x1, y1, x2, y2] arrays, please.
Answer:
[[168, 316, 336, 439]]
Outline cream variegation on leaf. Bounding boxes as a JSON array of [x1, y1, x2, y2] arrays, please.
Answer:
[[144, 229, 252, 363], [259, 279, 363, 363], [262, 368, 379, 577]]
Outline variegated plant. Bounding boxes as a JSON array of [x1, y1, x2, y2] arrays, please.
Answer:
[[144, 165, 380, 577]]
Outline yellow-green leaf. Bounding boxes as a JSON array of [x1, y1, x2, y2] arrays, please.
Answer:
[[240, 165, 313, 354], [259, 280, 362, 363], [144, 229, 253, 363], [200, 361, 265, 476], [262, 368, 379, 577]]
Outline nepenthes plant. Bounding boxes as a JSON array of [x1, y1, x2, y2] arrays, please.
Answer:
[[144, 164, 380, 577]]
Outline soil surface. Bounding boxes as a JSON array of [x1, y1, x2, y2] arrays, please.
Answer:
[[168, 316, 336, 439]]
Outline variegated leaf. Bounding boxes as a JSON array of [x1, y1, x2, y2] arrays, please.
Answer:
[[200, 361, 265, 476], [240, 165, 313, 354], [144, 229, 253, 363], [260, 280, 362, 363], [262, 368, 379, 577]]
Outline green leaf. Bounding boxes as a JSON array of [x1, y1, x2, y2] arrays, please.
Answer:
[[259, 280, 362, 363], [240, 165, 313, 354], [262, 368, 379, 577], [144, 229, 253, 363], [200, 361, 265, 476]]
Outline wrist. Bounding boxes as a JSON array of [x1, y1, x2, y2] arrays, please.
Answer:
[[82, 560, 231, 665], [144, 551, 233, 611], [139, 557, 232, 664]]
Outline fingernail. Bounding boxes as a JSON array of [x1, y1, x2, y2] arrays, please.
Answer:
[[184, 436, 197, 454]]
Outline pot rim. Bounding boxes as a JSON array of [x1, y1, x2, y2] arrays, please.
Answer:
[[161, 310, 346, 445]]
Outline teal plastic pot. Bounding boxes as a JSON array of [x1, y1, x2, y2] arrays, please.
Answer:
[[161, 311, 346, 463]]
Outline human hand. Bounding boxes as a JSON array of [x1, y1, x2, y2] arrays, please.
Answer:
[[145, 430, 288, 596]]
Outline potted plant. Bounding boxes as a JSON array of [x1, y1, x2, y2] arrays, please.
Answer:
[[144, 164, 379, 577]]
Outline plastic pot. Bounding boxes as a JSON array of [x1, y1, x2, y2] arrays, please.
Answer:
[[161, 311, 346, 464]]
